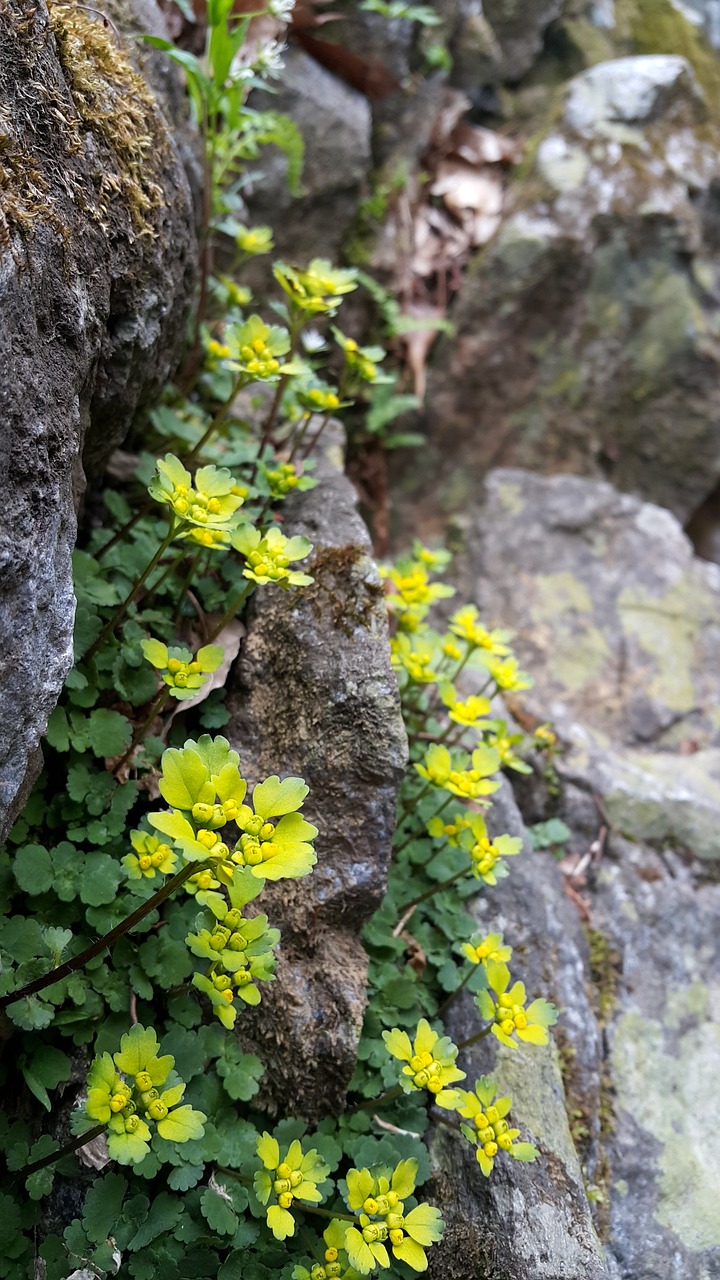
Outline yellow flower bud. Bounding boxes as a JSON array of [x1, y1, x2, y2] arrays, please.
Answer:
[[110, 1093, 128, 1112], [324, 1249, 338, 1263], [389, 1229, 404, 1246], [278, 1192, 293, 1209], [363, 1197, 379, 1216], [139, 855, 152, 871], [277, 1162, 292, 1179], [135, 1071, 154, 1091], [147, 1099, 168, 1121], [273, 1179, 292, 1194], [290, 1170, 303, 1188], [483, 1141, 498, 1158]]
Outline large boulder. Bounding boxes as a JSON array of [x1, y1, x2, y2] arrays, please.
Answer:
[[225, 428, 407, 1119], [428, 780, 610, 1280], [454, 469, 720, 857], [393, 52, 720, 537], [0, 0, 198, 840], [246, 48, 371, 265], [438, 465, 720, 1275]]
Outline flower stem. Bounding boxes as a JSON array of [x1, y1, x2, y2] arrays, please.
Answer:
[[185, 370, 251, 465], [437, 965, 474, 1016], [300, 1206, 357, 1224], [395, 865, 470, 916], [205, 579, 254, 643], [84, 523, 178, 662], [346, 1085, 405, 1115], [457, 1024, 493, 1051], [15, 1125, 106, 1181], [113, 686, 172, 777], [0, 862, 197, 1011], [393, 795, 453, 857]]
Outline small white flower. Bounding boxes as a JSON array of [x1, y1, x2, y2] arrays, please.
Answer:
[[267, 0, 295, 19], [252, 39, 286, 79]]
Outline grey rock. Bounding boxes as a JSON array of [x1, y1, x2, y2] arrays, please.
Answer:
[[563, 55, 704, 136], [590, 835, 720, 1278], [225, 427, 407, 1119], [0, 0, 198, 841], [439, 463, 720, 1273], [246, 48, 371, 265], [395, 53, 720, 534], [428, 781, 609, 1280], [453, 468, 720, 858], [461, 469, 720, 753]]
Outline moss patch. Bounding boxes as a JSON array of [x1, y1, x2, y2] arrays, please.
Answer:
[[48, 1, 168, 236]]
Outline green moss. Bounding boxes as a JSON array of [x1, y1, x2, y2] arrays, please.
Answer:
[[585, 926, 620, 1025], [0, 0, 171, 248], [48, 1, 169, 236], [619, 0, 720, 114]]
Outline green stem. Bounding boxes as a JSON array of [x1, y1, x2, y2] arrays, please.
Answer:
[[185, 370, 250, 465], [285, 411, 313, 466], [457, 1024, 493, 1051], [395, 865, 470, 916], [300, 1206, 357, 1224], [96, 503, 147, 559], [347, 1085, 405, 1115], [250, 318, 303, 481], [295, 407, 333, 464], [172, 550, 203, 627], [392, 794, 453, 857], [437, 965, 474, 1016], [113, 686, 172, 776], [14, 1125, 106, 1181], [205, 579, 254, 643], [142, 546, 188, 610], [0, 862, 197, 1011], [84, 522, 178, 662]]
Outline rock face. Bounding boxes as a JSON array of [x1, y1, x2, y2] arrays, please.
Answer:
[[394, 52, 720, 535], [225, 428, 407, 1120], [428, 780, 610, 1280], [433, 466, 720, 1277], [0, 0, 198, 840], [456, 468, 720, 858], [246, 48, 371, 265]]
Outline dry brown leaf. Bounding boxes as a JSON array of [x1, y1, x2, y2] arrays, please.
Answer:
[[427, 88, 472, 153], [77, 1130, 110, 1171], [451, 120, 524, 167], [400, 303, 447, 400], [431, 159, 503, 216]]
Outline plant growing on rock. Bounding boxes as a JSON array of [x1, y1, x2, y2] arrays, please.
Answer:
[[0, 8, 557, 1279]]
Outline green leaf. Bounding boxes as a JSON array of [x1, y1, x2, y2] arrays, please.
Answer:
[[168, 1164, 204, 1191], [79, 855, 122, 906], [127, 1192, 182, 1250], [511, 1142, 540, 1162], [157, 1105, 207, 1143], [159, 747, 211, 810], [45, 706, 70, 751], [86, 709, 132, 757], [216, 1052, 264, 1101], [200, 1187, 238, 1236], [252, 776, 308, 820], [114, 1025, 171, 1079], [82, 1173, 128, 1243], [141, 638, 170, 669], [7, 996, 55, 1031], [20, 1046, 71, 1111], [13, 844, 53, 894]]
